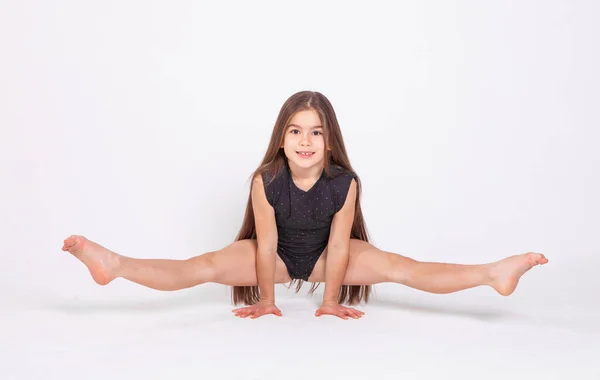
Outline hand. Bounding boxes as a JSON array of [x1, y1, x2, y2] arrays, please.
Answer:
[[315, 301, 365, 320], [232, 300, 282, 319]]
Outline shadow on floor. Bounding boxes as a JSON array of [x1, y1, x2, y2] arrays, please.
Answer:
[[366, 296, 523, 321], [37, 286, 233, 314]]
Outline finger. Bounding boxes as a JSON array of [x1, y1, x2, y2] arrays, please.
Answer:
[[250, 310, 261, 319], [349, 308, 364, 314], [347, 309, 362, 318], [341, 310, 357, 319], [346, 308, 364, 317], [336, 312, 348, 320], [343, 310, 357, 319]]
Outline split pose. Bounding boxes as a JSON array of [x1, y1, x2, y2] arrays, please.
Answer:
[[62, 91, 548, 320]]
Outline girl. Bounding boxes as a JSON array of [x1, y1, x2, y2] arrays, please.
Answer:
[[61, 91, 548, 320]]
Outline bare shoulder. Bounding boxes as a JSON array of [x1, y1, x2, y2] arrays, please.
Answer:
[[344, 178, 358, 206], [252, 172, 265, 187], [251, 171, 271, 208]]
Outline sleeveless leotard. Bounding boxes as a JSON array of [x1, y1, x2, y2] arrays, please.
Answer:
[[261, 162, 356, 281]]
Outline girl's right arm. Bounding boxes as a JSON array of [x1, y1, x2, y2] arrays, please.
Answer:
[[243, 173, 281, 317]]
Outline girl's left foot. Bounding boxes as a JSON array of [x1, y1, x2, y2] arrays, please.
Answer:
[[489, 252, 549, 296]]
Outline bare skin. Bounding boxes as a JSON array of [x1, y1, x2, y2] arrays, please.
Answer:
[[61, 235, 548, 318], [61, 235, 292, 289]]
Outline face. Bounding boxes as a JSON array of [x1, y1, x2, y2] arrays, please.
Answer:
[[282, 109, 328, 171]]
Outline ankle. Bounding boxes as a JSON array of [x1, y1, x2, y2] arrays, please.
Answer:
[[482, 263, 496, 287], [110, 253, 124, 278]]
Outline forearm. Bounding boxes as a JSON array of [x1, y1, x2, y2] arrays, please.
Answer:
[[322, 246, 349, 303], [256, 248, 277, 302]]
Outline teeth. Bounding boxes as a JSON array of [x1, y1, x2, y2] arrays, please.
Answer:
[[298, 152, 313, 156]]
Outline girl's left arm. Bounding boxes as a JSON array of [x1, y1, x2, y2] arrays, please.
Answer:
[[322, 178, 357, 305]]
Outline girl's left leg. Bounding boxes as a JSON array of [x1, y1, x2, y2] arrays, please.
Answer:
[[310, 239, 548, 296]]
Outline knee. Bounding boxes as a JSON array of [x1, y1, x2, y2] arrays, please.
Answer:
[[185, 251, 217, 284], [387, 254, 418, 284]]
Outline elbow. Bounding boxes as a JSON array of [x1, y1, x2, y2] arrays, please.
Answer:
[[257, 242, 278, 256], [327, 241, 349, 252]]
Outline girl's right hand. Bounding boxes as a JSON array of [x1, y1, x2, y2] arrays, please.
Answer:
[[232, 301, 282, 319]]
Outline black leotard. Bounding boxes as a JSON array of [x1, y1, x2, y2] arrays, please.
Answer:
[[261, 161, 356, 281]]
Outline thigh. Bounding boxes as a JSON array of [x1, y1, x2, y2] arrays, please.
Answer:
[[200, 239, 292, 286], [308, 239, 415, 285]]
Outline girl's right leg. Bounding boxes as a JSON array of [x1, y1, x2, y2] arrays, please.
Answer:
[[61, 235, 292, 290]]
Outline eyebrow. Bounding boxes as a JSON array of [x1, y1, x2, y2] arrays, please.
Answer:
[[287, 124, 323, 129]]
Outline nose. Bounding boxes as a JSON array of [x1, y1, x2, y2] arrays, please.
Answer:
[[300, 132, 311, 146]]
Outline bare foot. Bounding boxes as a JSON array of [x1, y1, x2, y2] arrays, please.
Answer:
[[62, 235, 120, 285], [489, 252, 549, 296]]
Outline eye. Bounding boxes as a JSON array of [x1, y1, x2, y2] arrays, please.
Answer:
[[312, 131, 322, 136], [290, 129, 300, 134]]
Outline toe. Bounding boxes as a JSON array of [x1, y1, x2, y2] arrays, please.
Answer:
[[531, 253, 548, 265], [71, 236, 84, 247]]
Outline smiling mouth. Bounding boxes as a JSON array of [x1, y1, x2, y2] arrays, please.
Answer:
[[296, 151, 315, 157]]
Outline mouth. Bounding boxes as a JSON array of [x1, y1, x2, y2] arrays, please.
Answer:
[[296, 151, 315, 158]]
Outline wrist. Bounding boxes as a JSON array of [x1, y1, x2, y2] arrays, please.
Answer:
[[322, 291, 339, 304], [259, 297, 275, 305]]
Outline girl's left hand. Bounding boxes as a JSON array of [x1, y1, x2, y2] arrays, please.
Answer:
[[315, 301, 365, 320]]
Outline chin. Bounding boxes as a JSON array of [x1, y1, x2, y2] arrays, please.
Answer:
[[289, 157, 324, 168]]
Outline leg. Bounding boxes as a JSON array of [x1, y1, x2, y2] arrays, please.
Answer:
[[309, 239, 548, 295], [61, 235, 292, 290]]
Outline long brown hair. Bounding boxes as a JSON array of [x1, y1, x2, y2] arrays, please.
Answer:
[[231, 90, 372, 306]]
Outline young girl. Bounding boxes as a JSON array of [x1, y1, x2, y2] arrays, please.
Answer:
[[61, 91, 548, 320]]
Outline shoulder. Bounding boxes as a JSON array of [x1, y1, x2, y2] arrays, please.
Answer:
[[328, 164, 357, 183], [256, 166, 284, 186], [327, 165, 358, 212], [256, 167, 286, 207]]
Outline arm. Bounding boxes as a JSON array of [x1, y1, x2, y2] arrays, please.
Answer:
[[251, 174, 279, 304], [322, 178, 357, 304]]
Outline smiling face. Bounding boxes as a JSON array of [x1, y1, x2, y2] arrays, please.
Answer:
[[282, 109, 328, 172]]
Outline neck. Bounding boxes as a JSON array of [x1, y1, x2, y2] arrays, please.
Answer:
[[287, 159, 324, 181]]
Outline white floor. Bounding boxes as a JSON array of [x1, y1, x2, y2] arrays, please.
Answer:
[[3, 259, 599, 380]]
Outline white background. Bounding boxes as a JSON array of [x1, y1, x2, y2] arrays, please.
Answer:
[[1, 1, 599, 379]]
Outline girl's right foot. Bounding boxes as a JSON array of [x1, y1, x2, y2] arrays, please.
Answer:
[[62, 235, 120, 285]]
